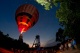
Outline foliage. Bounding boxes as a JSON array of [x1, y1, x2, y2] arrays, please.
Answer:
[[35, 0, 59, 10], [35, 0, 80, 43], [56, 0, 80, 38], [56, 0, 80, 43], [0, 30, 29, 50]]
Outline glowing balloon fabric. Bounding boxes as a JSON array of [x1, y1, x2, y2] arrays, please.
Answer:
[[15, 4, 39, 34]]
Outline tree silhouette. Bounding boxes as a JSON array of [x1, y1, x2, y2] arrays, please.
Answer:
[[0, 30, 29, 50], [56, 28, 64, 42], [56, 0, 80, 43], [35, 0, 80, 43]]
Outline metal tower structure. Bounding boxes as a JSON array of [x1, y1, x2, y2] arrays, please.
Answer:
[[32, 35, 40, 48]]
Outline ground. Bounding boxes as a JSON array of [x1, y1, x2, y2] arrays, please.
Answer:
[[62, 49, 80, 53], [0, 48, 80, 53]]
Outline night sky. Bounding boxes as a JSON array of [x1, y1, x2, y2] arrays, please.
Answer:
[[0, 0, 61, 47]]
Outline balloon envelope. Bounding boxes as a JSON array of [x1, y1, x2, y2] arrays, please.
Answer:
[[15, 4, 39, 34]]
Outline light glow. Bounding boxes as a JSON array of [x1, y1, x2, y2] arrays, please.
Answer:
[[19, 22, 28, 26], [15, 4, 39, 34], [20, 28, 25, 34]]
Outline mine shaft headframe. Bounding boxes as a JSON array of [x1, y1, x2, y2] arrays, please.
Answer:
[[32, 35, 40, 48]]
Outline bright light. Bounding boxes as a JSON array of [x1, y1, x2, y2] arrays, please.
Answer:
[[20, 28, 25, 34], [19, 22, 28, 26]]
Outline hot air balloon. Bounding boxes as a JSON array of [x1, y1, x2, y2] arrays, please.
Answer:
[[15, 4, 39, 41], [15, 4, 39, 34]]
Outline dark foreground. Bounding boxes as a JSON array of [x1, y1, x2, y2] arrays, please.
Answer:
[[0, 48, 80, 53]]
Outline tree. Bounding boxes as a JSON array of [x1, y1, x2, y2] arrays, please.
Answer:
[[35, 0, 59, 10], [0, 30, 29, 50], [56, 28, 64, 42], [35, 0, 80, 43], [56, 0, 80, 41]]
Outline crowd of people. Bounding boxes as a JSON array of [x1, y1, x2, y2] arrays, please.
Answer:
[[55, 38, 77, 53]]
